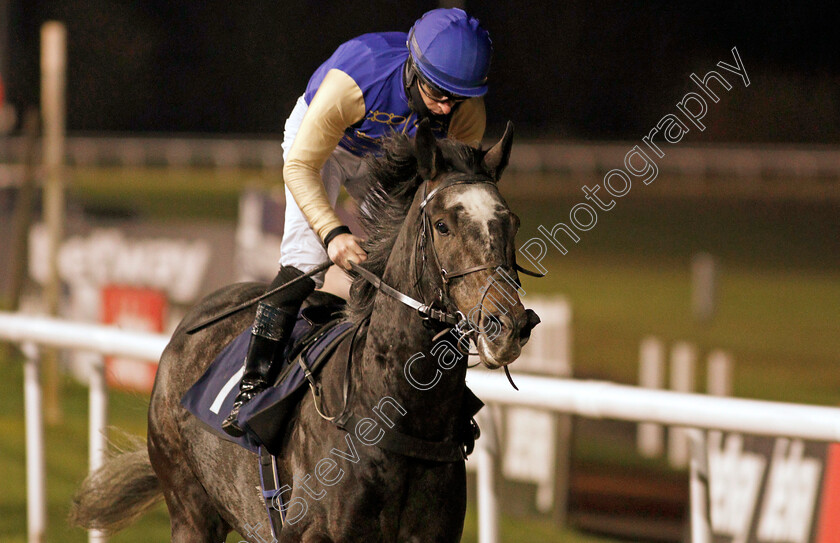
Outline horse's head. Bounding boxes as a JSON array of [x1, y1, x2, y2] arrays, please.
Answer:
[[410, 119, 540, 368]]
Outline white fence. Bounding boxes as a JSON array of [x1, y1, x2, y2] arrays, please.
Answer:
[[3, 311, 840, 543], [0, 312, 169, 543]]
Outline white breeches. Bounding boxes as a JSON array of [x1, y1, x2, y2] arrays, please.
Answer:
[[279, 95, 368, 287]]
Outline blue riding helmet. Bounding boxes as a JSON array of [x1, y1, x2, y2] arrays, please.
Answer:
[[407, 8, 492, 98]]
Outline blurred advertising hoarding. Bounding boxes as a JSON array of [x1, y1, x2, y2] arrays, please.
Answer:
[[709, 433, 840, 543], [101, 285, 166, 394]]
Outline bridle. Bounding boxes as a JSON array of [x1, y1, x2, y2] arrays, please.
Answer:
[[417, 177, 506, 287], [321, 175, 541, 439], [351, 177, 499, 334], [416, 177, 510, 347], [351, 174, 543, 352]]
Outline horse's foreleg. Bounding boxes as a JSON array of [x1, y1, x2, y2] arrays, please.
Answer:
[[163, 487, 230, 543]]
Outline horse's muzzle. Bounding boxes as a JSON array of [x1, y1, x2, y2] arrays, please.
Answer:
[[478, 307, 540, 367]]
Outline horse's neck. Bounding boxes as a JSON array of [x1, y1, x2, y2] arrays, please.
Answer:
[[355, 233, 467, 441], [359, 297, 467, 441]]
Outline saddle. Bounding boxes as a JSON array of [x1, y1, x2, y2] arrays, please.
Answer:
[[180, 290, 352, 454]]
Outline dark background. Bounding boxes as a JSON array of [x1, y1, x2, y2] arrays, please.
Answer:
[[3, 1, 838, 141]]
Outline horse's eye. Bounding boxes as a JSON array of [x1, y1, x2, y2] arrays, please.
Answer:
[[435, 220, 450, 235]]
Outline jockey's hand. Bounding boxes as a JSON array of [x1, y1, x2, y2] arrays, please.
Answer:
[[327, 233, 367, 271]]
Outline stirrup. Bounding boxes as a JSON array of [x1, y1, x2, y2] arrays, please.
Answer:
[[222, 408, 246, 437], [222, 380, 269, 437]]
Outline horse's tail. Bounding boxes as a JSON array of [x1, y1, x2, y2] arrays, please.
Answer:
[[69, 436, 162, 535]]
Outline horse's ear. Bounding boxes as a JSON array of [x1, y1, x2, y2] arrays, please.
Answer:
[[414, 118, 443, 181], [481, 121, 515, 181]]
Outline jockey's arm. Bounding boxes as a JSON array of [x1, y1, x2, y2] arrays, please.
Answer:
[[283, 70, 486, 250], [282, 69, 366, 243], [448, 97, 486, 148]]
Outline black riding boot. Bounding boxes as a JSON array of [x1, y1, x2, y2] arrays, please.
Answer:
[[222, 266, 315, 437]]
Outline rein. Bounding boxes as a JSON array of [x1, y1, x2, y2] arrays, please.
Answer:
[[349, 262, 465, 327]]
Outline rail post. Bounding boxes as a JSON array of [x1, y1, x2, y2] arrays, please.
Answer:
[[88, 354, 108, 543], [687, 429, 712, 543], [476, 408, 500, 543], [23, 342, 46, 543]]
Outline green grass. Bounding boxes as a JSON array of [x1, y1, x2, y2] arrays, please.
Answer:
[[67, 166, 280, 220], [0, 358, 172, 543], [508, 191, 840, 406], [501, 186, 840, 476], [3, 166, 838, 541]]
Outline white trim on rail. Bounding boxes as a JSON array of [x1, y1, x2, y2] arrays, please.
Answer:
[[465, 371, 840, 443], [0, 312, 169, 361]]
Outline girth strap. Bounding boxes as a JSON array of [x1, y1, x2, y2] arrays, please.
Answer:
[[331, 387, 485, 464]]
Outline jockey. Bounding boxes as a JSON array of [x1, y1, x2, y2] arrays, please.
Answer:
[[224, 8, 493, 436]]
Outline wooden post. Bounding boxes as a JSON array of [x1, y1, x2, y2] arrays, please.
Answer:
[[691, 253, 717, 323], [3, 108, 39, 312], [41, 21, 67, 424], [638, 336, 665, 457]]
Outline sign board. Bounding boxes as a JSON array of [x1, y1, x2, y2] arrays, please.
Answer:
[[709, 431, 840, 543], [101, 285, 166, 393], [29, 224, 211, 303]]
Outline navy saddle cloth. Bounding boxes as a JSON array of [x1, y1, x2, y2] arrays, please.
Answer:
[[181, 291, 354, 454]]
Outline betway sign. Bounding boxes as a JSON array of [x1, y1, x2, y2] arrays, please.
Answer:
[[29, 225, 211, 303]]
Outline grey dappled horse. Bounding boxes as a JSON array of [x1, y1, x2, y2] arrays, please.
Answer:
[[71, 120, 537, 542]]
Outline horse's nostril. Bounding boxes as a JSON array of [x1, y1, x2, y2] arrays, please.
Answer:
[[481, 313, 515, 341], [519, 309, 541, 340]]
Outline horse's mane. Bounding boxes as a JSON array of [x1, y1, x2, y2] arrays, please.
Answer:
[[345, 132, 481, 323]]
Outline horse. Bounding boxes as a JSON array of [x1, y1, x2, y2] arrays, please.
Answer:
[[70, 119, 538, 542]]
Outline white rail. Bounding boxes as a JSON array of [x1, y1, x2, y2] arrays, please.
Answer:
[[0, 312, 169, 361], [464, 371, 840, 443], [3, 311, 840, 543], [0, 312, 168, 543]]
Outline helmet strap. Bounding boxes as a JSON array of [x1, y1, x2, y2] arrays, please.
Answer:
[[403, 59, 432, 120]]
